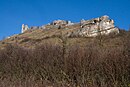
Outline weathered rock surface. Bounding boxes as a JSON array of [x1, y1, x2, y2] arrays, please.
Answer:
[[21, 15, 119, 37], [78, 15, 119, 37]]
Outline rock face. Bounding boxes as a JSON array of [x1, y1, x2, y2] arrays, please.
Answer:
[[78, 15, 119, 37], [21, 24, 29, 33], [21, 15, 119, 37]]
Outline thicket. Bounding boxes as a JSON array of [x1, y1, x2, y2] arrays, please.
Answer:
[[0, 31, 130, 87]]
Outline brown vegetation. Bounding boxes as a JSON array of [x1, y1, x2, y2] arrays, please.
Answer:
[[0, 30, 130, 87]]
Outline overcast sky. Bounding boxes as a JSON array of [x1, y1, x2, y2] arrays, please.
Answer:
[[0, 0, 130, 39]]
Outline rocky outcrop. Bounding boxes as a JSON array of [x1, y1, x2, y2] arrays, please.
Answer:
[[21, 24, 29, 33], [51, 20, 68, 25], [49, 20, 74, 29], [21, 15, 119, 37], [30, 26, 40, 29], [78, 15, 119, 37]]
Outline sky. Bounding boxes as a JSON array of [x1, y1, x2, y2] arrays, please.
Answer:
[[0, 0, 130, 40]]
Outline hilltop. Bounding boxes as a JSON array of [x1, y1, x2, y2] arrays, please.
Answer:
[[0, 15, 123, 48]]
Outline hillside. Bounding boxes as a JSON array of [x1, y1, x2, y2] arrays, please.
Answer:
[[0, 15, 121, 49], [0, 16, 130, 87]]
